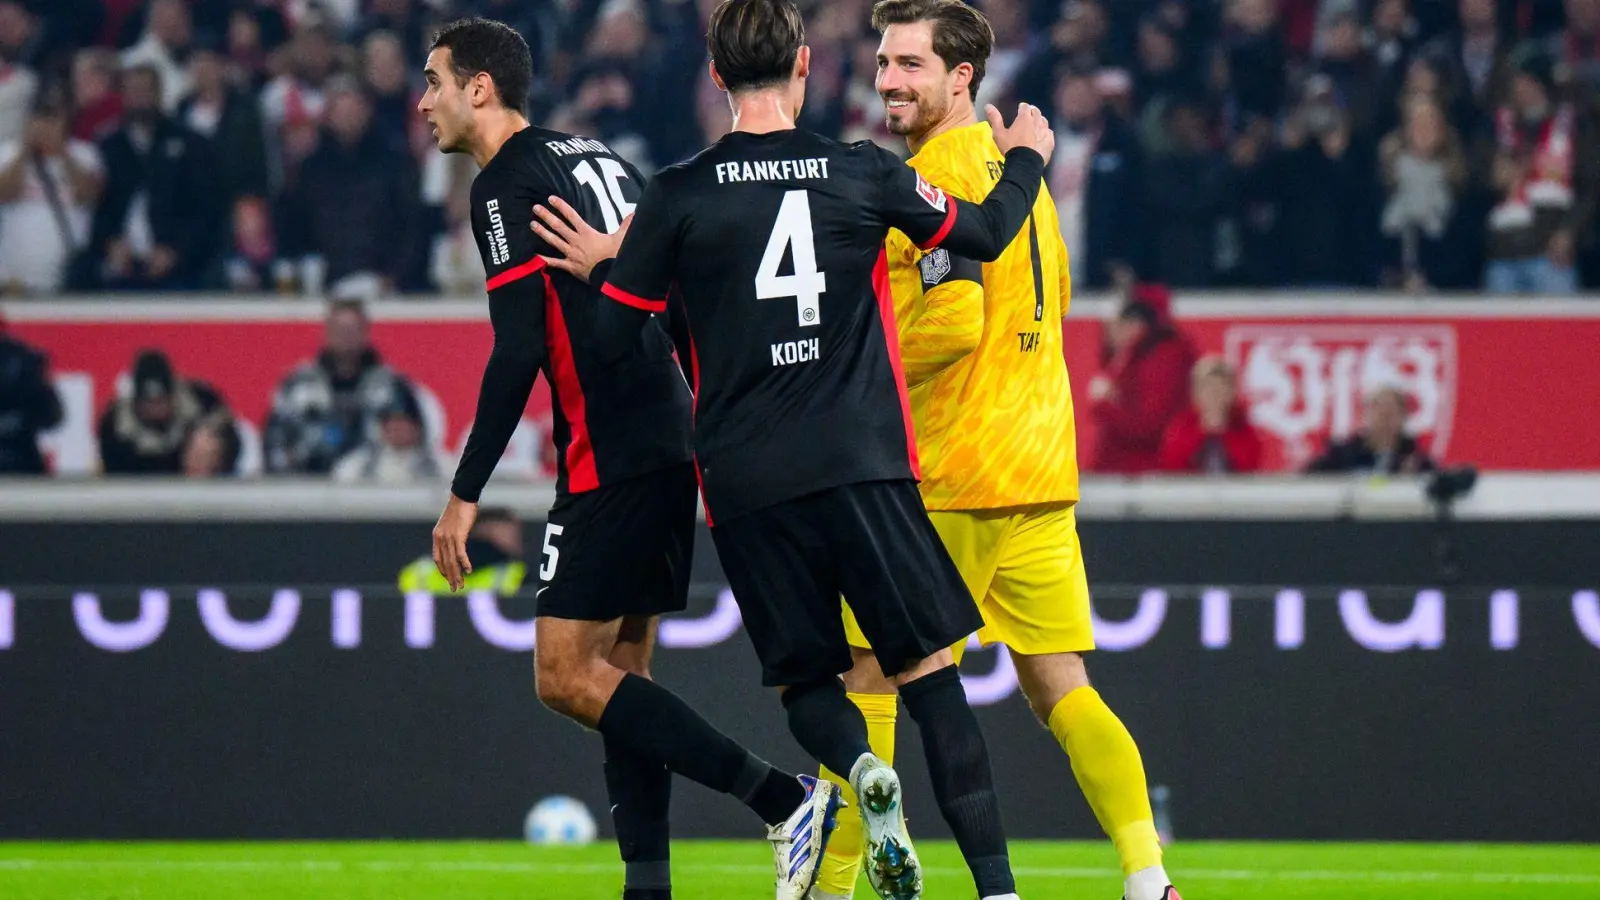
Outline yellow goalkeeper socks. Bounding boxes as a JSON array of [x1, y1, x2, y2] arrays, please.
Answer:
[[815, 691, 898, 898], [1048, 686, 1163, 876]]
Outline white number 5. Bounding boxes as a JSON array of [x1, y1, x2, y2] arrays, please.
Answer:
[[538, 523, 564, 582], [757, 190, 827, 327]]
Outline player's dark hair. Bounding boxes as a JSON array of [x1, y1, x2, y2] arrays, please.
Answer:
[[706, 0, 806, 94], [871, 0, 994, 101], [429, 17, 533, 113]]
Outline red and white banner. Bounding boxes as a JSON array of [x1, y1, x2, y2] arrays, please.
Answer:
[[4, 304, 552, 477], [7, 299, 1600, 475], [1060, 303, 1600, 471]]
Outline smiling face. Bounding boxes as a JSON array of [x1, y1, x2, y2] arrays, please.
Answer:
[[876, 20, 963, 140]]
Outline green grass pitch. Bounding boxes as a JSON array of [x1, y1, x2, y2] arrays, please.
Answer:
[[3, 841, 1598, 899]]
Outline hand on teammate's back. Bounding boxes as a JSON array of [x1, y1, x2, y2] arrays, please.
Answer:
[[987, 102, 1055, 165], [533, 196, 631, 284]]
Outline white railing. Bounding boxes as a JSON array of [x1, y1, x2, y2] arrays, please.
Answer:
[[1, 472, 1595, 522]]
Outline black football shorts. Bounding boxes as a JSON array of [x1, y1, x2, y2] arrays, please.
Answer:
[[711, 479, 983, 686], [536, 462, 698, 621]]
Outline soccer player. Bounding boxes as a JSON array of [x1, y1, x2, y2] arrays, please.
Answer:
[[810, 3, 1182, 900], [528, 3, 1054, 898], [417, 18, 841, 900]]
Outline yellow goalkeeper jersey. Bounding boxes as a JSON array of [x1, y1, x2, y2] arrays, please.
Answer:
[[885, 121, 1079, 510]]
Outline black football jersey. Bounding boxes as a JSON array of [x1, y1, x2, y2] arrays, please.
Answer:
[[600, 128, 1043, 522], [453, 127, 693, 502]]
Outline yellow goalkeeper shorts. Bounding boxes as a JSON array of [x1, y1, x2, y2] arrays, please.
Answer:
[[844, 502, 1094, 656]]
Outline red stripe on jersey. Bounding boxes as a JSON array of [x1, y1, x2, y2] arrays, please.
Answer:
[[682, 303, 713, 526], [872, 247, 921, 479], [916, 202, 958, 251], [543, 272, 600, 492], [602, 281, 668, 313], [486, 256, 546, 291]]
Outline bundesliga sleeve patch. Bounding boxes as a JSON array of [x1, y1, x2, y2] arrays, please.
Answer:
[[918, 248, 982, 289], [914, 173, 948, 212], [919, 249, 952, 288]]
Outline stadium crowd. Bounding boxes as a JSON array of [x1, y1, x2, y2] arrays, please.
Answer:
[[0, 0, 1596, 297], [0, 0, 1573, 480]]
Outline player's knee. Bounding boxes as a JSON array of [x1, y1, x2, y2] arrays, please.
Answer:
[[1016, 651, 1089, 723], [840, 648, 895, 695], [534, 652, 590, 717]]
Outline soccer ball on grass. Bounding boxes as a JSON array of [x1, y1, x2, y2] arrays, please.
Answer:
[[524, 795, 598, 846]]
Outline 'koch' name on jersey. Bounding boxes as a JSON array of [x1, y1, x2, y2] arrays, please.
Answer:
[[715, 157, 830, 184]]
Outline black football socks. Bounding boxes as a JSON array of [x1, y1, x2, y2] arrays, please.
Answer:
[[604, 733, 672, 900], [597, 673, 804, 827], [780, 677, 875, 785], [900, 666, 1016, 897]]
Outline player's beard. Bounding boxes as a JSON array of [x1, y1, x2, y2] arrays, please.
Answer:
[[882, 88, 949, 141]]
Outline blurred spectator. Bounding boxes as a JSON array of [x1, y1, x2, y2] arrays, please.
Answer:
[[1143, 97, 1227, 286], [1385, 49, 1477, 139], [220, 195, 278, 291], [1482, 49, 1597, 293], [1158, 355, 1263, 474], [1379, 94, 1479, 289], [973, 0, 1030, 111], [70, 49, 121, 142], [332, 384, 440, 484], [361, 31, 415, 155], [181, 422, 239, 478], [225, 4, 287, 91], [1050, 66, 1147, 289], [0, 5, 38, 145], [1444, 0, 1513, 115], [430, 187, 486, 294], [397, 506, 526, 595], [88, 64, 220, 290], [277, 77, 419, 294], [120, 0, 193, 112], [1314, 9, 1385, 137], [1216, 0, 1288, 128], [1016, 0, 1109, 108], [1307, 386, 1435, 474], [259, 23, 337, 190], [0, 98, 104, 294], [1133, 16, 1201, 152], [0, 0, 43, 70], [1275, 75, 1379, 286], [1088, 284, 1197, 473], [548, 60, 654, 174], [1545, 0, 1600, 100], [264, 300, 419, 474], [177, 41, 269, 204], [1214, 118, 1279, 286], [98, 349, 238, 475], [1368, 0, 1420, 84], [0, 316, 63, 474], [352, 0, 428, 68]]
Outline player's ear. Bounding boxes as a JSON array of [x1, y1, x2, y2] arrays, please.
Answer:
[[951, 61, 974, 98], [708, 60, 727, 93], [795, 45, 811, 79], [470, 71, 494, 108]]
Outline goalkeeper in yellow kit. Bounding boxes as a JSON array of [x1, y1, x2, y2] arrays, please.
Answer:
[[811, 3, 1179, 900]]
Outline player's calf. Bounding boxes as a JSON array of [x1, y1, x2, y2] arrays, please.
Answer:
[[1012, 651, 1173, 900], [898, 664, 1017, 900]]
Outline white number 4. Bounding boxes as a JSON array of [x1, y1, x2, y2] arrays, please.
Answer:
[[538, 523, 564, 582], [756, 190, 827, 327], [572, 158, 635, 234]]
